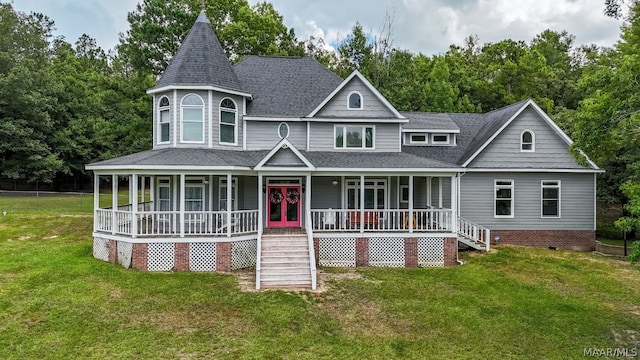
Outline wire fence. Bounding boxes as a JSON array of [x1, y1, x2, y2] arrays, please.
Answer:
[[0, 190, 94, 214]]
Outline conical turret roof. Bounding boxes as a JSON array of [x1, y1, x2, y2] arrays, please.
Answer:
[[152, 11, 245, 93]]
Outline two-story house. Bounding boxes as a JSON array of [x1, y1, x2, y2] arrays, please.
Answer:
[[87, 12, 601, 289]]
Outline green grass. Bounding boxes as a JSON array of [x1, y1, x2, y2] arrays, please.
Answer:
[[1, 198, 639, 359]]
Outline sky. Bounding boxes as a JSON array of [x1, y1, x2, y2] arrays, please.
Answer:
[[10, 0, 625, 55]]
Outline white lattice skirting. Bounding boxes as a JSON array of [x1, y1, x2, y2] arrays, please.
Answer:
[[319, 237, 356, 267], [369, 237, 405, 267], [418, 237, 445, 267]]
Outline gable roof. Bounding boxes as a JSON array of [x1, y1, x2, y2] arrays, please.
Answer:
[[149, 11, 246, 95], [255, 138, 315, 170], [307, 70, 405, 119], [234, 56, 342, 118]]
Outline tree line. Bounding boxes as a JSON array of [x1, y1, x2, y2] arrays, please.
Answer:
[[0, 0, 639, 250]]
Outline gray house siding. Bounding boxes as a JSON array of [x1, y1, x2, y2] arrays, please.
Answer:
[[469, 107, 585, 169], [265, 148, 305, 166], [311, 177, 342, 209], [459, 172, 595, 230], [315, 77, 396, 118], [308, 122, 400, 152], [245, 121, 307, 150]]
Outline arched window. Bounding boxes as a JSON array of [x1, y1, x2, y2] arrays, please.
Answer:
[[219, 98, 237, 145], [158, 96, 170, 143], [181, 94, 204, 142], [521, 130, 535, 152], [347, 91, 362, 109]]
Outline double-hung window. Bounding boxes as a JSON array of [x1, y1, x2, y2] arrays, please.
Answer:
[[158, 97, 170, 143], [181, 94, 204, 142], [335, 125, 374, 149], [521, 130, 535, 152], [494, 180, 514, 218], [541, 180, 560, 218], [346, 180, 386, 209], [219, 98, 237, 145]]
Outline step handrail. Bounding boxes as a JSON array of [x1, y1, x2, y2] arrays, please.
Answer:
[[457, 216, 490, 252]]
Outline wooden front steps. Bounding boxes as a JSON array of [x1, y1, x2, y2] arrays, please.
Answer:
[[259, 227, 312, 289]]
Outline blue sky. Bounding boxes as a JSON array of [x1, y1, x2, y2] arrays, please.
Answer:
[[10, 0, 625, 54]]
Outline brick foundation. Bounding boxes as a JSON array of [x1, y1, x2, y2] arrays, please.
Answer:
[[174, 243, 189, 271], [356, 237, 369, 267], [492, 230, 595, 251], [132, 243, 148, 271], [216, 242, 232, 272], [444, 237, 457, 267], [108, 240, 117, 264], [404, 238, 418, 268]]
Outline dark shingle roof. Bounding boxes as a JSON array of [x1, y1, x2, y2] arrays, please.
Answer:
[[152, 12, 244, 93], [401, 100, 529, 165], [401, 112, 460, 132], [303, 151, 458, 169], [87, 148, 267, 168], [234, 55, 342, 117]]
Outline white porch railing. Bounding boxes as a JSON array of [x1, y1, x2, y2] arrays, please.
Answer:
[[310, 208, 454, 232], [457, 216, 490, 251], [95, 209, 259, 237]]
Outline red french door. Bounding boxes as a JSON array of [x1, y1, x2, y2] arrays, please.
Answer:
[[267, 186, 301, 227]]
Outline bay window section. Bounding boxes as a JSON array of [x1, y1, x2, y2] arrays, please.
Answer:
[[335, 125, 374, 149]]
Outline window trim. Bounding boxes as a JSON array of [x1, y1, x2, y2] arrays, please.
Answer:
[[184, 177, 205, 213], [521, 129, 535, 152], [431, 133, 450, 145], [494, 179, 514, 218], [409, 134, 428, 144], [157, 177, 171, 212], [334, 125, 375, 149], [346, 179, 387, 209], [541, 180, 561, 218], [219, 97, 238, 146], [219, 177, 238, 211], [158, 96, 171, 144], [180, 93, 205, 143], [400, 185, 409, 203], [347, 91, 363, 110]]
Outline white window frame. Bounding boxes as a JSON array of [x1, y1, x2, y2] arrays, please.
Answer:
[[346, 179, 386, 209], [347, 91, 363, 110], [400, 185, 409, 204], [431, 133, 450, 145], [541, 180, 561, 218], [334, 125, 375, 149], [494, 179, 514, 218], [157, 177, 171, 212], [219, 98, 238, 145], [184, 177, 205, 213], [409, 134, 428, 144], [180, 94, 205, 143], [219, 177, 238, 211], [521, 130, 535, 152], [158, 96, 170, 144]]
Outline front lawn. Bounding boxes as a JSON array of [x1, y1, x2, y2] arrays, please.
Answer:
[[0, 200, 639, 359]]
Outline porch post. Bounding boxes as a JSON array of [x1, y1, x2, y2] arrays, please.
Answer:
[[93, 174, 99, 231], [179, 174, 185, 238], [360, 175, 365, 233], [438, 177, 443, 208], [208, 175, 214, 212], [226, 173, 232, 238], [426, 177, 432, 207], [258, 174, 263, 235], [305, 174, 311, 229], [149, 176, 155, 210], [140, 176, 145, 204], [408, 175, 414, 233], [131, 175, 138, 238], [111, 174, 117, 235], [451, 175, 458, 233]]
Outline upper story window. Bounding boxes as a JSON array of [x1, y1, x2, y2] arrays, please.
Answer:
[[181, 94, 204, 143], [431, 134, 450, 145], [158, 96, 170, 143], [278, 122, 290, 139], [494, 180, 514, 218], [335, 125, 374, 149], [347, 91, 363, 109], [521, 130, 535, 152], [410, 134, 427, 144], [219, 98, 237, 145]]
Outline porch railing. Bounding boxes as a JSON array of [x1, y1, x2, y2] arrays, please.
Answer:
[[95, 209, 259, 237], [457, 216, 490, 251], [310, 208, 453, 232]]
